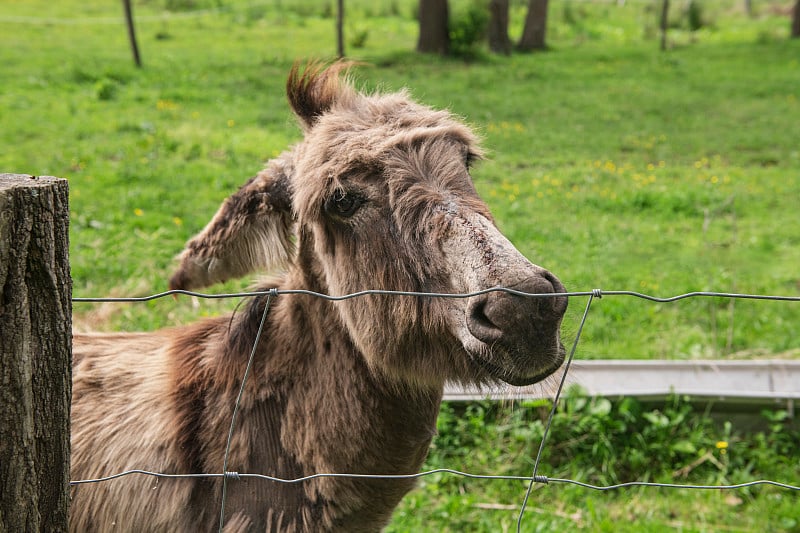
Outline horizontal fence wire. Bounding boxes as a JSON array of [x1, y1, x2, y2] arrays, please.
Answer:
[[71, 288, 800, 531], [72, 287, 800, 303], [69, 468, 800, 491]]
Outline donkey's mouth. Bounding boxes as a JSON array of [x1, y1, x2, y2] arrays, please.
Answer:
[[468, 344, 565, 386]]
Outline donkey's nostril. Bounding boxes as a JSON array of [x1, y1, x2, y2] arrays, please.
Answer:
[[542, 270, 560, 291], [467, 296, 503, 344], [541, 270, 568, 317], [466, 273, 567, 349]]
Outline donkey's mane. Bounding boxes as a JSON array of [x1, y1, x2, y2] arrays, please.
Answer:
[[287, 61, 358, 129]]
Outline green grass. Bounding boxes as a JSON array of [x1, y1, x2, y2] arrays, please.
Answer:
[[2, 0, 799, 530], [2, 0, 798, 357]]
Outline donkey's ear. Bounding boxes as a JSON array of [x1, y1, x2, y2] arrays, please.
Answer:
[[287, 60, 357, 130], [169, 153, 295, 291]]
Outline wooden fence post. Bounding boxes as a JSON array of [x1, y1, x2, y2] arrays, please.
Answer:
[[0, 174, 71, 532]]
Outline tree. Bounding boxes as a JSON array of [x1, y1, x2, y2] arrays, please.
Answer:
[[659, 0, 670, 51], [792, 0, 800, 38], [488, 0, 512, 55], [417, 0, 449, 54], [336, 0, 345, 57], [122, 0, 142, 67], [517, 0, 549, 52]]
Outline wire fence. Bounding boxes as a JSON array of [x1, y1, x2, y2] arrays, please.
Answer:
[[71, 287, 800, 532]]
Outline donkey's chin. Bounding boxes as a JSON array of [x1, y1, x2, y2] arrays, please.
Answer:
[[469, 344, 566, 386]]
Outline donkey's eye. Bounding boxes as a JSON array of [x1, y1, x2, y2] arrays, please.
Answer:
[[325, 190, 363, 218]]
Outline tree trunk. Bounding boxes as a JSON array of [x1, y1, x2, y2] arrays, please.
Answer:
[[336, 0, 345, 58], [0, 174, 71, 533], [660, 0, 670, 50], [792, 0, 800, 38], [488, 0, 512, 55], [417, 0, 449, 55], [517, 0, 549, 52], [122, 0, 142, 67]]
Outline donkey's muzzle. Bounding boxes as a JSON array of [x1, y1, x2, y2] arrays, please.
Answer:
[[466, 272, 568, 385]]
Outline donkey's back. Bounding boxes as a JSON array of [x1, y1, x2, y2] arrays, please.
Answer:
[[70, 327, 218, 532]]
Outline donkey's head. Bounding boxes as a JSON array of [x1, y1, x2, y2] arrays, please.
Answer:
[[170, 61, 567, 389]]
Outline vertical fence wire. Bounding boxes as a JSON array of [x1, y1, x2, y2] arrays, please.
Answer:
[[218, 289, 275, 532], [516, 290, 598, 532]]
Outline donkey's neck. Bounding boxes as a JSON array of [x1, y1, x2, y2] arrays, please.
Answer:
[[224, 273, 442, 530], [270, 278, 443, 473]]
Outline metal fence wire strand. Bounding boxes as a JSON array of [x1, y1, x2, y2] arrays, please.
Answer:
[[70, 287, 800, 529], [72, 287, 800, 303], [218, 289, 275, 532], [68, 468, 800, 491], [516, 290, 598, 533]]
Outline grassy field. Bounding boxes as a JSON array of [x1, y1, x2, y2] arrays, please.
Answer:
[[2, 0, 798, 358], [2, 0, 799, 530]]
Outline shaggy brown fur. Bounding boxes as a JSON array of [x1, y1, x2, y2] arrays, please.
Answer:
[[71, 61, 567, 532]]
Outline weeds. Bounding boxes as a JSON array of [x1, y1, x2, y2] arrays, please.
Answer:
[[394, 393, 800, 530], [429, 391, 796, 488], [449, 0, 490, 59]]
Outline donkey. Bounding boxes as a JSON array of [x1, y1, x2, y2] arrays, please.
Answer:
[[70, 61, 568, 532]]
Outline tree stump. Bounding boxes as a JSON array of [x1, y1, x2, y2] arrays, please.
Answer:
[[0, 174, 71, 532]]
